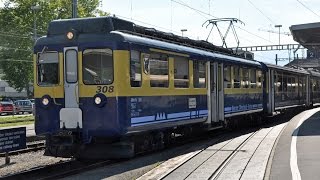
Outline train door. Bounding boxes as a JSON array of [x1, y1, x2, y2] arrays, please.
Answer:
[[210, 62, 224, 124], [60, 47, 83, 129]]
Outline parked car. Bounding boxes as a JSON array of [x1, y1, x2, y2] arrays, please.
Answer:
[[0, 101, 14, 115], [14, 100, 34, 114]]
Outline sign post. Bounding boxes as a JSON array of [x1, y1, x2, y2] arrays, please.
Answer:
[[0, 127, 27, 164]]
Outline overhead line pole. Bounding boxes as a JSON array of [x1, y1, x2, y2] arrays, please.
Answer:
[[72, 0, 77, 18]]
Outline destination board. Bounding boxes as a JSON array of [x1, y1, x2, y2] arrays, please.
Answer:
[[0, 127, 26, 153]]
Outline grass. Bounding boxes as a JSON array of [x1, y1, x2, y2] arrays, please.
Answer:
[[0, 121, 34, 128], [0, 115, 35, 127]]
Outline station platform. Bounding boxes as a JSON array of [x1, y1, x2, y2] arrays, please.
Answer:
[[269, 107, 320, 180]]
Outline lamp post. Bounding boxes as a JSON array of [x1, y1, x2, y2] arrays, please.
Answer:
[[31, 5, 41, 42], [275, 25, 282, 45], [181, 29, 187, 37]]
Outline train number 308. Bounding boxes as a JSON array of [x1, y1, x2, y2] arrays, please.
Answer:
[[96, 86, 114, 93]]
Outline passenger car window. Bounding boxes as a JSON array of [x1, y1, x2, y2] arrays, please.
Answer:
[[37, 52, 59, 86], [82, 49, 113, 85], [130, 50, 141, 87], [224, 65, 231, 88], [233, 66, 240, 88], [250, 69, 256, 88], [242, 67, 249, 88], [149, 53, 169, 88], [193, 60, 206, 88], [174, 57, 189, 88]]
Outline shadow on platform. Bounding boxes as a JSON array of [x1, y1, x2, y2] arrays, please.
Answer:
[[293, 111, 320, 136]]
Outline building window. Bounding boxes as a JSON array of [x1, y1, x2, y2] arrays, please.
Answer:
[[193, 60, 206, 88], [0, 87, 5, 92], [149, 53, 169, 87], [174, 57, 189, 88], [130, 50, 141, 87]]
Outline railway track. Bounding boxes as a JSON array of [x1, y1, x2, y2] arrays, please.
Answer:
[[2, 159, 118, 180], [0, 141, 45, 157]]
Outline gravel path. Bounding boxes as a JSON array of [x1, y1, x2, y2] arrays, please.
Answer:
[[0, 150, 70, 177]]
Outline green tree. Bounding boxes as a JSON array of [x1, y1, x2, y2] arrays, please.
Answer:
[[0, 0, 108, 97]]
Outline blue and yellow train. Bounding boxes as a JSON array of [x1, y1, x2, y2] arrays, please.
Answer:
[[34, 17, 320, 159]]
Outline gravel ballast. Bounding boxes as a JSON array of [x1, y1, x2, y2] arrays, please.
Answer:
[[0, 150, 70, 177]]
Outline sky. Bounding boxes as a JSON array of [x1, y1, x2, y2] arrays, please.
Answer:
[[100, 0, 320, 65]]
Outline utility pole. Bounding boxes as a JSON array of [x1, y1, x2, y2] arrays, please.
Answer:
[[31, 5, 40, 43], [72, 0, 77, 18], [275, 25, 282, 45]]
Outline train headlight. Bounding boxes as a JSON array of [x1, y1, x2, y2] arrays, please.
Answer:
[[93, 93, 107, 107], [95, 97, 102, 105], [42, 98, 49, 106], [66, 31, 74, 40]]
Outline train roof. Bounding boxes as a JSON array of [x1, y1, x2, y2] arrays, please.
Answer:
[[112, 31, 261, 67], [44, 16, 252, 58], [307, 69, 320, 77], [261, 62, 309, 75]]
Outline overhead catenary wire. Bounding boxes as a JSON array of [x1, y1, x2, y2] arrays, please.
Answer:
[[247, 0, 276, 25], [296, 0, 320, 19], [171, 0, 273, 44]]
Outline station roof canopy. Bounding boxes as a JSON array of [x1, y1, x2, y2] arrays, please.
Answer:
[[290, 22, 320, 50]]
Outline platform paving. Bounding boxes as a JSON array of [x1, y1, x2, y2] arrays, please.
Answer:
[[270, 107, 320, 180]]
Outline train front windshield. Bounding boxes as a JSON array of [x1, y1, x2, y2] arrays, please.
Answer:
[[37, 52, 59, 86], [82, 49, 113, 85]]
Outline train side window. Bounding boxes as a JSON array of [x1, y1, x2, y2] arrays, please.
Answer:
[[174, 57, 189, 88], [250, 69, 256, 88], [37, 52, 59, 86], [149, 53, 169, 88], [276, 72, 283, 93], [130, 50, 141, 87], [83, 49, 113, 85], [233, 66, 240, 88], [257, 70, 262, 88], [242, 67, 249, 88], [193, 60, 206, 88], [224, 65, 231, 88]]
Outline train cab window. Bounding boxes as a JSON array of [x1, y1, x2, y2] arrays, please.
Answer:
[[193, 60, 206, 88], [174, 57, 189, 88], [149, 53, 169, 87], [257, 70, 262, 88], [250, 69, 256, 88], [37, 52, 59, 86], [130, 50, 141, 87], [233, 66, 240, 88], [224, 65, 231, 88], [82, 49, 113, 85]]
